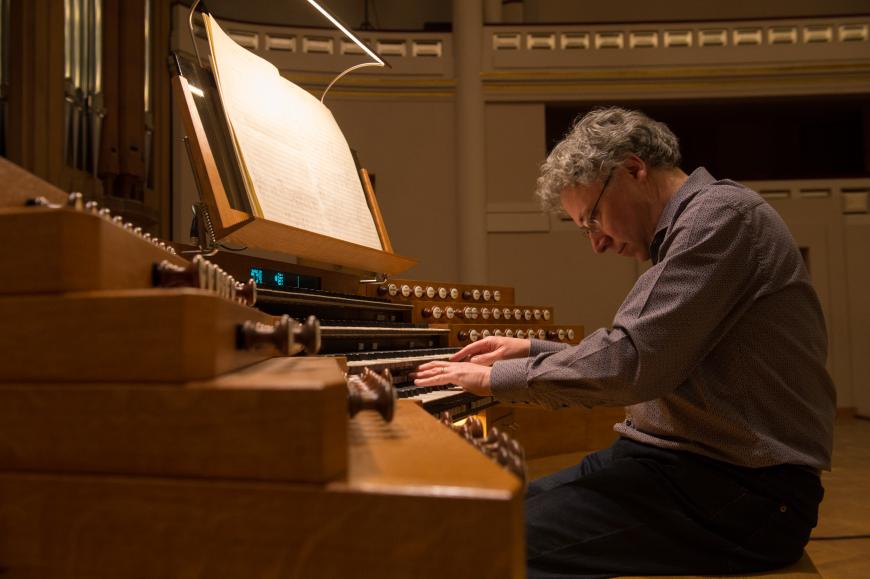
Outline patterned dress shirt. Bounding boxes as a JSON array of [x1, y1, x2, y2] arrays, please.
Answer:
[[490, 167, 836, 470]]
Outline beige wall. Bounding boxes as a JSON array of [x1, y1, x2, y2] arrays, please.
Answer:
[[845, 216, 870, 415], [758, 186, 867, 409], [526, 0, 870, 24], [328, 98, 459, 281]]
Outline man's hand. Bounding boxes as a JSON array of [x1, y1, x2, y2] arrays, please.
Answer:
[[413, 361, 493, 396], [450, 336, 531, 366]]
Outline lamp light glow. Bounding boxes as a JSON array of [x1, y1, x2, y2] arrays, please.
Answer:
[[305, 0, 384, 66], [305, 0, 389, 102]]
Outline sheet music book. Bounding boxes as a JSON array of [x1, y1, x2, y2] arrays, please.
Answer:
[[203, 14, 383, 251]]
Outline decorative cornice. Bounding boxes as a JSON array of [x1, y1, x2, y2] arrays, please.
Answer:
[[480, 62, 870, 100], [170, 7, 870, 101]]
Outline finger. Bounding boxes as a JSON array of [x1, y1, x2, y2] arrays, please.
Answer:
[[414, 371, 453, 386], [469, 352, 497, 366], [417, 360, 448, 371], [411, 366, 445, 379], [449, 340, 492, 361], [470, 346, 507, 365]]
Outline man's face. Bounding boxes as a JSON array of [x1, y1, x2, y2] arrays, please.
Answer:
[[559, 167, 653, 262]]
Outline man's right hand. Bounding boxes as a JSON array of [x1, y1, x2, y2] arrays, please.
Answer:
[[450, 336, 531, 366]]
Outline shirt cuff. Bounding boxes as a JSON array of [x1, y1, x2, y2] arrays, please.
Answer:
[[529, 338, 569, 356], [490, 358, 532, 403]]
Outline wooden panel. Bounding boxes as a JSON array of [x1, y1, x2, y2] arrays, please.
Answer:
[[7, 0, 92, 193], [0, 206, 187, 294], [0, 403, 524, 579], [116, 0, 146, 200], [151, 0, 174, 238], [99, 0, 121, 187], [171, 74, 250, 232], [225, 216, 417, 275], [0, 357, 348, 483], [508, 405, 626, 459], [360, 167, 392, 253], [0, 288, 284, 382], [0, 157, 68, 207]]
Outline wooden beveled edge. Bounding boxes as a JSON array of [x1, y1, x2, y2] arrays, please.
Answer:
[[171, 74, 251, 236], [225, 217, 416, 275], [0, 157, 69, 207], [339, 481, 517, 500], [359, 167, 393, 254]]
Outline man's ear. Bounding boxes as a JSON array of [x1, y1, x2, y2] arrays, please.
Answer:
[[623, 154, 647, 181]]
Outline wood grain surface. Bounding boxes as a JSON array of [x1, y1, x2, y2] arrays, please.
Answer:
[[0, 357, 348, 483], [0, 288, 286, 381], [0, 206, 188, 294], [0, 402, 524, 579]]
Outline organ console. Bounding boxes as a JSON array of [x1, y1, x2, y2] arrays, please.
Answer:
[[0, 158, 525, 577]]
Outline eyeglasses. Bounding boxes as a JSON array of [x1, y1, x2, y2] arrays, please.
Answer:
[[578, 168, 615, 238]]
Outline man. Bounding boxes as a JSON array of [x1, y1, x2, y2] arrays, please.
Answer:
[[414, 107, 835, 578]]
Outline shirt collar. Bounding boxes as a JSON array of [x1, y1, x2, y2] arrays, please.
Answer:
[[649, 167, 716, 263]]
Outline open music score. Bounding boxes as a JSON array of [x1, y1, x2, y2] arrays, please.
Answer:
[[204, 14, 383, 251]]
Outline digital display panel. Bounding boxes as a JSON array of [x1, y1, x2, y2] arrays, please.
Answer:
[[249, 267, 321, 291]]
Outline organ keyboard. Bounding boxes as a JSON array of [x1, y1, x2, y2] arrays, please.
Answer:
[[201, 251, 585, 419], [225, 278, 497, 418]]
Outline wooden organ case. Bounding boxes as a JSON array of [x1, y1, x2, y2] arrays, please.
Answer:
[[0, 7, 601, 575], [0, 158, 524, 578]]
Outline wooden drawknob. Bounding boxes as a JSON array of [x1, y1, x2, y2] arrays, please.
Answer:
[[235, 278, 257, 306], [237, 315, 293, 355], [293, 315, 321, 355], [347, 367, 396, 422], [237, 315, 320, 356], [152, 259, 199, 288]]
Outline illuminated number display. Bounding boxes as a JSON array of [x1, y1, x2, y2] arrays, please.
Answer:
[[248, 267, 321, 291]]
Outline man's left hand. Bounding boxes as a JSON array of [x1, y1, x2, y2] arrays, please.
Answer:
[[413, 361, 493, 396]]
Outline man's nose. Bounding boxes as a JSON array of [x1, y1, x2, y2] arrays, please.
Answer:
[[590, 231, 610, 254]]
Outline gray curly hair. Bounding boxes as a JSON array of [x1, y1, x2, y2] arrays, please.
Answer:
[[535, 107, 681, 211]]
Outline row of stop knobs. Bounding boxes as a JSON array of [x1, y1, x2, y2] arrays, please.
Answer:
[[422, 306, 551, 321], [378, 283, 502, 302], [458, 328, 576, 342], [153, 255, 257, 306], [30, 192, 178, 255]]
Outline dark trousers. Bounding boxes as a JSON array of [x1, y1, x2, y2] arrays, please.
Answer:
[[525, 437, 823, 579]]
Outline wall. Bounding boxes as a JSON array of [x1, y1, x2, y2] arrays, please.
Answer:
[[195, 0, 868, 29], [845, 215, 870, 415], [203, 0, 450, 30], [753, 182, 869, 410], [328, 97, 458, 281], [525, 0, 870, 24]]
